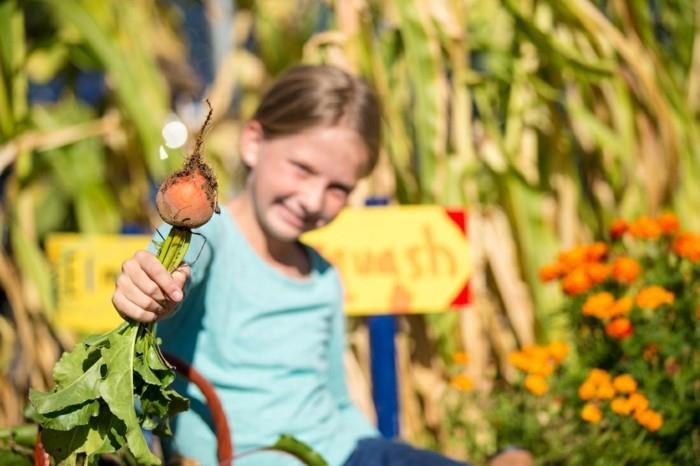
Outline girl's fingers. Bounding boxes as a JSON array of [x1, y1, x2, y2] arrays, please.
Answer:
[[172, 265, 190, 290], [115, 273, 165, 315], [133, 251, 184, 302], [112, 290, 159, 323], [123, 254, 169, 302]]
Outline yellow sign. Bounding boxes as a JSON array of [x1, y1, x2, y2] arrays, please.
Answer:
[[46, 234, 151, 333], [46, 206, 470, 332], [302, 205, 471, 315]]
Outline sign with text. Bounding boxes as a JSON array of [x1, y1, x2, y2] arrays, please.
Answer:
[[46, 206, 471, 333], [302, 205, 471, 315], [46, 234, 151, 333]]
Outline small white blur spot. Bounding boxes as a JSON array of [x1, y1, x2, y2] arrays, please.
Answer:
[[162, 120, 188, 149], [159, 145, 168, 160]]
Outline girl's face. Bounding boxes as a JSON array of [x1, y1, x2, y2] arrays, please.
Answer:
[[241, 122, 369, 243]]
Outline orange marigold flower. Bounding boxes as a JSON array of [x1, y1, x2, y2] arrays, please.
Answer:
[[538, 262, 562, 282], [657, 212, 679, 235], [606, 317, 634, 339], [562, 268, 592, 295], [672, 232, 700, 262], [450, 374, 474, 392], [578, 381, 597, 401], [588, 368, 611, 384], [612, 374, 637, 393], [524, 374, 548, 396], [508, 352, 532, 373], [586, 242, 608, 262], [583, 292, 615, 319], [628, 393, 649, 413], [611, 397, 633, 415], [558, 246, 589, 273], [596, 383, 616, 400], [611, 257, 641, 284], [452, 351, 469, 365], [635, 286, 675, 310], [547, 341, 569, 363], [610, 218, 628, 240], [581, 403, 603, 424], [609, 296, 633, 317], [629, 216, 662, 240], [585, 262, 611, 285], [635, 409, 663, 432]]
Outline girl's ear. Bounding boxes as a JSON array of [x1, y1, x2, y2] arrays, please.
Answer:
[[240, 120, 264, 168]]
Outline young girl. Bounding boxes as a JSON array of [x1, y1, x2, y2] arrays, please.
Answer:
[[112, 64, 526, 466]]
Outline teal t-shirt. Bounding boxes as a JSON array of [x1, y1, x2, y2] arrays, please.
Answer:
[[154, 206, 377, 466]]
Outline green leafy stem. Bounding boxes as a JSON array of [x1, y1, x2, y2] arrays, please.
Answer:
[[26, 227, 192, 466]]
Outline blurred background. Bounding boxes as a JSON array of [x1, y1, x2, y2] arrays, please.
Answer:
[[1, 0, 699, 463]]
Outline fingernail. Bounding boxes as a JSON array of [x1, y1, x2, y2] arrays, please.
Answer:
[[172, 290, 183, 301]]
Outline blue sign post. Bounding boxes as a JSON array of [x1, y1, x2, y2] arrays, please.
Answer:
[[365, 197, 399, 438]]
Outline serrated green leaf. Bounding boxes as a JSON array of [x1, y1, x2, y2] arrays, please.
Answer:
[[30, 399, 99, 431], [52, 343, 91, 387], [29, 358, 103, 414], [41, 425, 90, 463]]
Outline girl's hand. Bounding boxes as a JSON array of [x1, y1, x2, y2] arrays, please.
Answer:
[[112, 250, 189, 323]]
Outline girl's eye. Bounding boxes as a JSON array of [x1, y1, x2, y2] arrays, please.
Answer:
[[328, 185, 351, 200], [290, 161, 311, 175]]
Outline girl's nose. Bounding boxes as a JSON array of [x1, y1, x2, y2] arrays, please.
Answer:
[[299, 182, 325, 215]]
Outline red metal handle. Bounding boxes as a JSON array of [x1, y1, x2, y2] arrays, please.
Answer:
[[33, 353, 233, 466], [164, 352, 234, 466]]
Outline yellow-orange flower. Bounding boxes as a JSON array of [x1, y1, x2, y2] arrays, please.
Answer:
[[581, 403, 603, 423], [609, 296, 633, 317], [610, 218, 628, 239], [672, 232, 700, 262], [588, 369, 611, 385], [635, 409, 663, 432], [611, 397, 633, 415], [629, 216, 662, 240], [628, 393, 649, 413], [562, 268, 592, 295], [606, 317, 634, 339], [538, 263, 562, 282], [635, 286, 675, 310], [547, 341, 569, 363], [452, 351, 469, 365], [578, 381, 597, 400], [586, 242, 608, 262], [585, 262, 611, 285], [524, 374, 548, 396], [612, 374, 637, 393], [508, 351, 532, 373], [558, 246, 589, 272], [657, 212, 679, 235], [583, 292, 615, 319], [596, 383, 616, 400], [450, 374, 474, 392], [612, 257, 641, 284]]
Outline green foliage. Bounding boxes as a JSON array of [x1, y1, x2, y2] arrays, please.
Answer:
[[458, 215, 700, 465], [26, 228, 192, 465]]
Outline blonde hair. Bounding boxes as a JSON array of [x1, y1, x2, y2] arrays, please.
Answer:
[[252, 64, 381, 174]]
